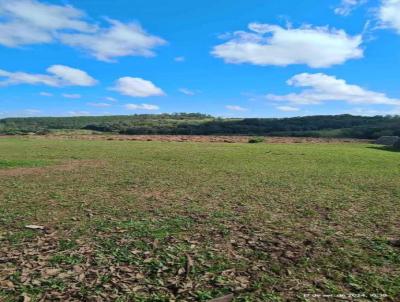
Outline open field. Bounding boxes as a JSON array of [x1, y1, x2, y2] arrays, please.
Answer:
[[0, 137, 399, 301]]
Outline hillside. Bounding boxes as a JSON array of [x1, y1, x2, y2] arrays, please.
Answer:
[[1, 113, 400, 139]]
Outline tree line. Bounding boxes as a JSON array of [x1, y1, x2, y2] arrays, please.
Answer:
[[1, 113, 399, 139]]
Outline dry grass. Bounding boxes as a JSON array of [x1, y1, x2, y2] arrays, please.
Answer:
[[29, 133, 370, 144], [0, 137, 399, 301]]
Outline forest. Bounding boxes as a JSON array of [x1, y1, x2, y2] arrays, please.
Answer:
[[1, 113, 400, 139]]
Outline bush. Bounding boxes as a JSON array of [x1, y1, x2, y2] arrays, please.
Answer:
[[35, 129, 51, 135], [248, 137, 264, 143], [393, 140, 400, 151]]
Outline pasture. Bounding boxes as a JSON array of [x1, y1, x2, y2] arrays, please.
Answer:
[[0, 137, 399, 301]]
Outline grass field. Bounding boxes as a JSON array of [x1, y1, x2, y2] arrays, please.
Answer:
[[0, 137, 399, 301]]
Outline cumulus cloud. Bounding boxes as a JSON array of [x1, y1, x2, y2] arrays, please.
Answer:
[[112, 77, 164, 98], [48, 65, 97, 86], [276, 106, 300, 112], [0, 69, 56, 87], [0, 0, 93, 47], [0, 0, 165, 61], [0, 65, 97, 87], [62, 93, 81, 99], [124, 103, 159, 110], [212, 23, 363, 68], [378, 0, 400, 33], [226, 105, 247, 111], [266, 73, 400, 105], [60, 19, 165, 62], [334, 0, 366, 16]]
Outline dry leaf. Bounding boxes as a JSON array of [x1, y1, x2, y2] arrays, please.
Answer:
[[208, 294, 234, 302], [73, 265, 83, 273], [135, 273, 145, 280], [43, 268, 60, 277], [177, 267, 185, 275], [22, 293, 31, 302], [152, 239, 159, 249], [185, 254, 194, 278], [78, 273, 85, 282], [0, 280, 14, 288], [236, 276, 249, 284]]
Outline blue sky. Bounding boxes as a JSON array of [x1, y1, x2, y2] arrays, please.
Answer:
[[0, 0, 400, 118]]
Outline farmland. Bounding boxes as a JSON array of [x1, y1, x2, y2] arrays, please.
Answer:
[[0, 136, 399, 301]]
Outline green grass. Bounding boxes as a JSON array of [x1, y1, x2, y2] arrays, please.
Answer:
[[0, 137, 399, 301], [0, 159, 49, 169]]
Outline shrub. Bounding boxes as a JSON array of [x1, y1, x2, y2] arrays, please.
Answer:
[[35, 129, 51, 135], [248, 137, 264, 143]]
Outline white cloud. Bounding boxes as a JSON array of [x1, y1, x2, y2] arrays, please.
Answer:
[[0, 69, 56, 87], [112, 77, 164, 98], [0, 0, 165, 62], [179, 88, 196, 96], [212, 23, 363, 68], [337, 106, 400, 116], [0, 0, 94, 47], [349, 107, 383, 116], [87, 102, 111, 107], [39, 91, 52, 96], [25, 108, 41, 115], [68, 110, 90, 116], [47, 65, 97, 86], [105, 96, 117, 102], [174, 56, 185, 62], [334, 0, 366, 16], [378, 0, 400, 33], [266, 73, 400, 105], [124, 103, 159, 110], [226, 105, 247, 111], [60, 19, 165, 62], [276, 106, 300, 112], [0, 65, 97, 87], [62, 93, 81, 99]]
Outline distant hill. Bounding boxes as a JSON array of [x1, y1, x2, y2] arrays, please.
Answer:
[[1, 113, 400, 139]]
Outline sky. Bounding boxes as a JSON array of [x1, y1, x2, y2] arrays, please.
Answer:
[[0, 0, 400, 118]]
